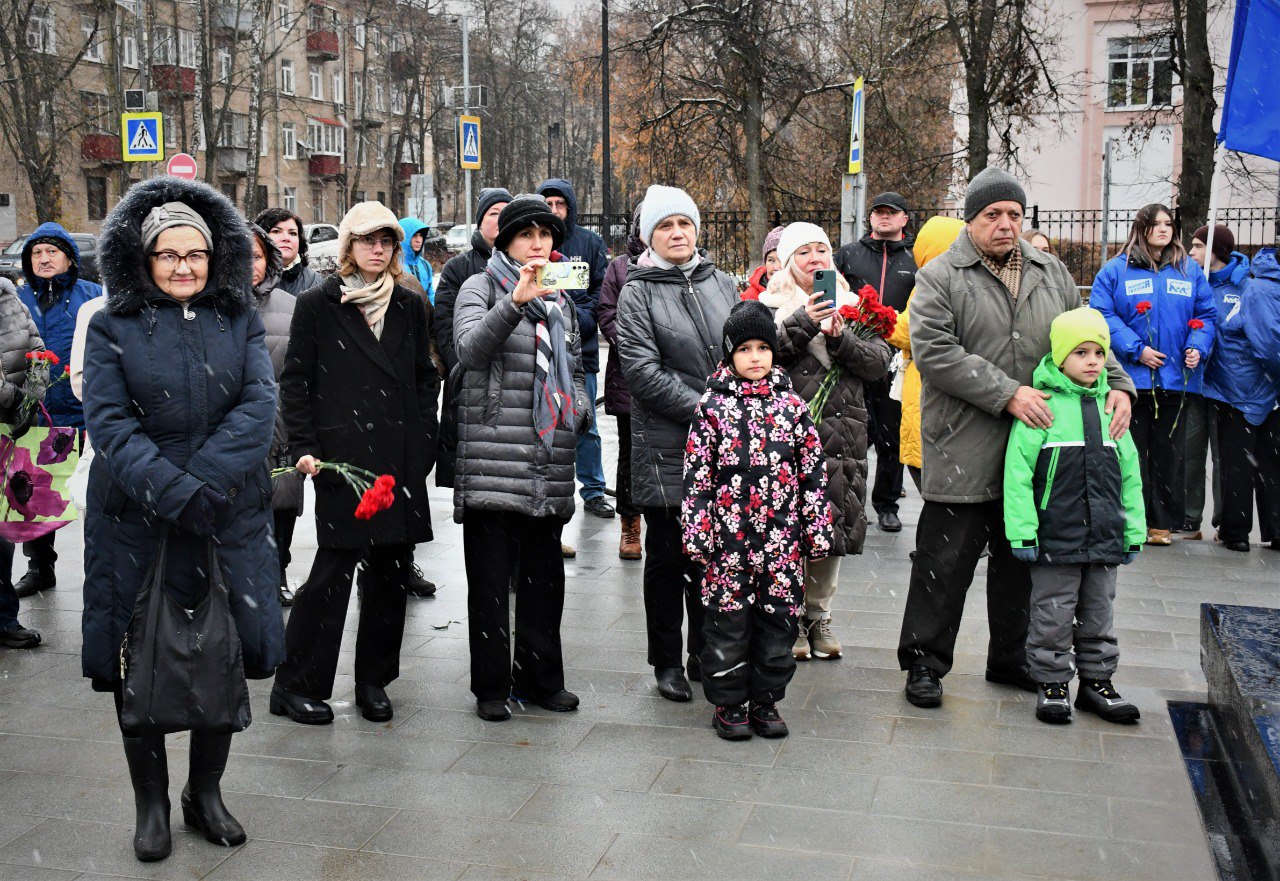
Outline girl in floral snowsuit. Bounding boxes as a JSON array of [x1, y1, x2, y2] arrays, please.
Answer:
[[682, 300, 834, 741]]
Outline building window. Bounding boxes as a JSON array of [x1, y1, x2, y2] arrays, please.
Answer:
[[280, 59, 295, 95], [221, 182, 237, 203], [354, 20, 365, 48], [391, 84, 405, 115], [217, 111, 249, 149], [353, 74, 364, 116], [81, 91, 111, 132], [307, 118, 344, 159], [26, 8, 55, 53], [82, 15, 104, 62], [376, 191, 385, 205], [310, 184, 324, 221], [376, 133, 385, 166], [1107, 38, 1174, 110], [122, 33, 138, 68], [332, 70, 344, 105], [153, 25, 175, 64], [276, 0, 291, 31], [178, 28, 196, 67], [283, 186, 297, 212], [374, 79, 385, 112], [260, 119, 270, 155], [309, 63, 323, 99], [86, 176, 108, 221], [353, 190, 366, 203], [281, 122, 297, 158], [217, 46, 231, 81]]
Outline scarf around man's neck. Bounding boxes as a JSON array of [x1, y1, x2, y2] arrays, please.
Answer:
[[971, 231, 1024, 299], [485, 250, 578, 448]]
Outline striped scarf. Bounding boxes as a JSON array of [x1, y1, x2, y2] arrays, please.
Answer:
[[485, 251, 579, 447], [971, 231, 1024, 300]]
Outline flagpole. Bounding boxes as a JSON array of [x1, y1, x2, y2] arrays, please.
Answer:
[[1201, 142, 1227, 277]]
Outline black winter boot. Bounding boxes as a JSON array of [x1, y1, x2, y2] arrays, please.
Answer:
[[181, 731, 246, 846], [121, 735, 171, 862], [13, 564, 55, 599]]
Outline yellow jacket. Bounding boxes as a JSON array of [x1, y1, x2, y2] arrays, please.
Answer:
[[887, 216, 966, 469]]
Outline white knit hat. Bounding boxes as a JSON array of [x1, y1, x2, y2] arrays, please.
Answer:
[[638, 185, 701, 246], [776, 222, 832, 269]]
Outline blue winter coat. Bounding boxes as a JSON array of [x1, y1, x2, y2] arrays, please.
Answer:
[[19, 222, 103, 427], [1202, 251, 1277, 423], [1243, 249, 1280, 381], [81, 177, 284, 692], [399, 217, 434, 302], [536, 178, 607, 373], [1090, 250, 1217, 393]]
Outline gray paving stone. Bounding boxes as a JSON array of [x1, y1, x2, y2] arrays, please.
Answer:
[[990, 753, 1192, 802], [578, 721, 783, 767], [512, 783, 752, 842], [774, 737, 995, 785], [213, 793, 399, 849], [651, 759, 879, 812], [982, 826, 1216, 881], [0, 817, 231, 878], [0, 865, 83, 880], [450, 741, 668, 792], [202, 840, 465, 881], [308, 765, 538, 817], [1107, 796, 1204, 843], [590, 833, 855, 880], [869, 775, 1110, 836]]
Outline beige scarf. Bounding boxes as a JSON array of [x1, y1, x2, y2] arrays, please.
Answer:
[[340, 270, 395, 337], [758, 260, 855, 369]]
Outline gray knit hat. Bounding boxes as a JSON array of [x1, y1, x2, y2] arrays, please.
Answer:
[[475, 187, 514, 226], [141, 201, 213, 251], [963, 167, 1027, 222], [639, 185, 700, 246]]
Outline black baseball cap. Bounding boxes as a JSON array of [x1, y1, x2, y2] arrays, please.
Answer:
[[870, 192, 909, 214]]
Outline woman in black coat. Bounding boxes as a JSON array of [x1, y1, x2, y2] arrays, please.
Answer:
[[83, 178, 283, 862], [270, 201, 439, 727]]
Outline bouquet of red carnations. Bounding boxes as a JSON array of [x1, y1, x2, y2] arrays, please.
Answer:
[[271, 461, 395, 520], [836, 285, 899, 340]]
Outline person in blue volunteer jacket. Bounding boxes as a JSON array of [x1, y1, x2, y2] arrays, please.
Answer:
[[1089, 203, 1216, 546], [1203, 248, 1280, 552], [1182, 225, 1250, 538], [16, 222, 103, 597], [535, 178, 612, 519], [398, 217, 435, 302]]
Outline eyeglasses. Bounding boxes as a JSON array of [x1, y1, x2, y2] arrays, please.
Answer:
[[354, 235, 395, 250], [150, 250, 210, 269]]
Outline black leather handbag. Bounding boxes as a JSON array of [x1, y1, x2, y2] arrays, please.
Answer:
[[119, 533, 252, 736]]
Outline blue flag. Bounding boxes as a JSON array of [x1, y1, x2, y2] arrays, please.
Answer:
[[1219, 0, 1280, 161]]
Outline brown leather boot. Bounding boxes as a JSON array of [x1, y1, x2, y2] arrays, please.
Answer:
[[619, 515, 642, 560]]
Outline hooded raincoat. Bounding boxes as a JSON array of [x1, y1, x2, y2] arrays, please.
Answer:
[[399, 217, 435, 301]]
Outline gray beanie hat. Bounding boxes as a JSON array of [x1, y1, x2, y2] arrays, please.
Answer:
[[963, 167, 1027, 222], [475, 187, 514, 226], [141, 201, 213, 251], [639, 185, 700, 246]]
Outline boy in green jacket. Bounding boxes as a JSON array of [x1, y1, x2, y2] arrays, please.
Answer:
[[1004, 308, 1145, 725]]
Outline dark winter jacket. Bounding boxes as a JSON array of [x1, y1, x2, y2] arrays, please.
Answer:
[[0, 278, 44, 425], [536, 178, 608, 374], [81, 176, 284, 692], [282, 275, 439, 548], [1089, 250, 1217, 393], [433, 230, 492, 488], [452, 269, 588, 522], [835, 234, 917, 311], [681, 363, 833, 580], [617, 256, 740, 508], [775, 303, 892, 556], [19, 221, 104, 428], [1004, 355, 1145, 564], [279, 259, 325, 296], [598, 232, 646, 416], [1205, 249, 1280, 424]]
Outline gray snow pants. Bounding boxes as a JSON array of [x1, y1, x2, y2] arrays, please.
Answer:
[[1027, 563, 1120, 683]]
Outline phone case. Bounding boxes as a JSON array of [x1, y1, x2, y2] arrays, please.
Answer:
[[536, 261, 590, 290]]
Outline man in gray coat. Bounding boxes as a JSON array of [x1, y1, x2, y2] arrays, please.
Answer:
[[897, 168, 1136, 708]]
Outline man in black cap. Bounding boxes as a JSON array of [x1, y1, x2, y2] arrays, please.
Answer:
[[834, 192, 917, 533]]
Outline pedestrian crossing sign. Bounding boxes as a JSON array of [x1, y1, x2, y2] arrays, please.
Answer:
[[458, 115, 481, 170], [847, 77, 864, 175], [121, 113, 164, 162]]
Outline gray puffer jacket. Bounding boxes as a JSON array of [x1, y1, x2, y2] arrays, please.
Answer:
[[251, 226, 302, 513], [0, 278, 43, 423], [617, 258, 739, 509], [452, 270, 589, 523]]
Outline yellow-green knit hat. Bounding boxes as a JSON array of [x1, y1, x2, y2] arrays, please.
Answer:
[[1050, 307, 1110, 366]]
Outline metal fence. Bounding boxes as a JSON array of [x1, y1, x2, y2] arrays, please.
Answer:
[[580, 206, 1280, 287]]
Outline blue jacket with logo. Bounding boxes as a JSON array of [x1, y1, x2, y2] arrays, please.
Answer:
[[1206, 249, 1280, 423], [535, 178, 607, 374], [19, 222, 104, 427], [1089, 250, 1217, 393]]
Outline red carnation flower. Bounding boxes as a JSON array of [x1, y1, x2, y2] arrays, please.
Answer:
[[1188, 318, 1205, 330], [1135, 300, 1152, 314], [353, 474, 396, 520]]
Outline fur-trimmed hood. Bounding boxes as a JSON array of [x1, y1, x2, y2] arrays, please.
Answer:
[[100, 177, 254, 316]]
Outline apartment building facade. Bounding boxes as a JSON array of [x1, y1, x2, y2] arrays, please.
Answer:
[[0, 0, 438, 241]]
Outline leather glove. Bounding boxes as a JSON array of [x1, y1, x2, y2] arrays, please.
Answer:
[[1011, 546, 1039, 564], [178, 486, 228, 537], [1122, 552, 1138, 565]]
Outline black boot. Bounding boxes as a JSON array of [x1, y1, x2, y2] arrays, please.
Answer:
[[121, 735, 171, 862], [181, 731, 246, 846], [13, 564, 55, 599], [404, 563, 437, 598]]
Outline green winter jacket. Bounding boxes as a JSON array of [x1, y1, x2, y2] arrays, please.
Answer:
[[1003, 355, 1145, 564]]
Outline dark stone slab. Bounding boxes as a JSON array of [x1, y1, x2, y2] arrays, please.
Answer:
[[1199, 603, 1280, 878]]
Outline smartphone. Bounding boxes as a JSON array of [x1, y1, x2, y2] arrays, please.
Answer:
[[536, 261, 590, 290], [813, 269, 838, 307]]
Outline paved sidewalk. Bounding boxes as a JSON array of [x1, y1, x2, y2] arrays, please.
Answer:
[[0, 422, 1271, 880]]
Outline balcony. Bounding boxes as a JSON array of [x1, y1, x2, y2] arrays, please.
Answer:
[[351, 115, 383, 130], [396, 162, 418, 182], [306, 28, 339, 60], [216, 146, 248, 177], [81, 133, 122, 163], [309, 153, 342, 177], [213, 3, 259, 35], [387, 50, 416, 79], [152, 64, 196, 95]]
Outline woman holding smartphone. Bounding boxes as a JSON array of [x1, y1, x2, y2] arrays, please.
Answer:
[[760, 223, 892, 662], [453, 194, 589, 722]]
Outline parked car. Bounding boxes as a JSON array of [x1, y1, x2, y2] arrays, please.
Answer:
[[303, 223, 341, 272], [0, 233, 101, 286], [445, 224, 475, 253]]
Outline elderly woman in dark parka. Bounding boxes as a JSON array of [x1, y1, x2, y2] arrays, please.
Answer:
[[83, 177, 283, 862]]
